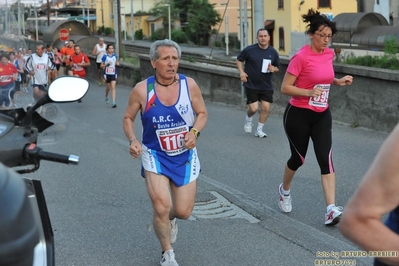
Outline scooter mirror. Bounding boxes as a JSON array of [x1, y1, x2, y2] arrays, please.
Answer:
[[47, 76, 90, 102]]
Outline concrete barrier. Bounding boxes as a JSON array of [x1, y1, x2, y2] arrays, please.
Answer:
[[86, 55, 399, 133]]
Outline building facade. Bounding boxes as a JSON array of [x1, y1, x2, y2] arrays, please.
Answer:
[[264, 0, 357, 57]]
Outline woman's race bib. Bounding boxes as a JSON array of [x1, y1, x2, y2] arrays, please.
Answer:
[[105, 66, 115, 75], [308, 84, 330, 107], [156, 125, 189, 156]]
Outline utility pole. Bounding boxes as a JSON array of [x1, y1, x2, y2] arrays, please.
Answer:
[[101, 0, 104, 30], [113, 0, 119, 55], [47, 0, 50, 27], [238, 0, 243, 50], [87, 1, 90, 28], [253, 0, 264, 44], [130, 0, 134, 41], [22, 2, 25, 34], [5, 0, 8, 34], [117, 0, 123, 59], [18, 0, 21, 39], [113, 0, 122, 58]]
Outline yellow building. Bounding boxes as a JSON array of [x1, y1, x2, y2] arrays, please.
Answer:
[[95, 0, 158, 36], [211, 0, 253, 49], [265, 0, 357, 56], [211, 0, 357, 56]]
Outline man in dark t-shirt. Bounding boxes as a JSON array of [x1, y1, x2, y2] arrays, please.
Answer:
[[236, 28, 280, 138]]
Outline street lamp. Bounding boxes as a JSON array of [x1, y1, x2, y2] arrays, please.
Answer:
[[221, 2, 229, 56], [130, 0, 134, 41], [160, 4, 171, 40]]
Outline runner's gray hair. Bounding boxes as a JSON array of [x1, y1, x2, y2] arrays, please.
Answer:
[[149, 39, 181, 61]]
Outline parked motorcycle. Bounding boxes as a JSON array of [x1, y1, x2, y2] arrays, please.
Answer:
[[0, 76, 89, 266]]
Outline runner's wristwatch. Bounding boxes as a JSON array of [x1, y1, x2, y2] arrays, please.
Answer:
[[190, 128, 200, 139]]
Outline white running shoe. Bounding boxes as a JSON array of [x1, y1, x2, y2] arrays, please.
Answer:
[[244, 119, 252, 133], [325, 206, 343, 226], [170, 218, 178, 244], [278, 183, 292, 213], [160, 250, 179, 266], [255, 130, 267, 138]]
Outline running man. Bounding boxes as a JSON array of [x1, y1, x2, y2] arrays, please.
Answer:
[[68, 45, 90, 103], [68, 45, 90, 78], [25, 44, 54, 101], [123, 39, 208, 266], [92, 37, 106, 86]]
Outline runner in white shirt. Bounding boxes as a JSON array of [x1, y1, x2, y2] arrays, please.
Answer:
[[25, 44, 54, 101], [92, 38, 106, 86], [100, 44, 119, 108]]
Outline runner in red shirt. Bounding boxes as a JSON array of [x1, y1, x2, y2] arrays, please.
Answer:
[[0, 53, 18, 108], [68, 45, 90, 78], [68, 45, 90, 103]]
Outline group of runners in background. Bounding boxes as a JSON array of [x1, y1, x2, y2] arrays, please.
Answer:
[[0, 37, 119, 108]]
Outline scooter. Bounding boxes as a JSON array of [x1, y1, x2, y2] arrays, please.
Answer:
[[0, 76, 89, 266]]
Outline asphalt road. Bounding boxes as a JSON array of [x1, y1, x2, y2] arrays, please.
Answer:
[[27, 80, 389, 266]]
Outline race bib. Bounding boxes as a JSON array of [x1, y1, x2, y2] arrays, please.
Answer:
[[36, 63, 46, 70], [74, 64, 83, 71], [308, 84, 330, 107], [156, 125, 189, 156], [0, 75, 12, 82], [105, 66, 115, 74]]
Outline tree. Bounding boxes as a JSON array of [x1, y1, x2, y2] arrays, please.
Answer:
[[173, 0, 191, 28], [149, 1, 180, 40], [186, 0, 221, 45]]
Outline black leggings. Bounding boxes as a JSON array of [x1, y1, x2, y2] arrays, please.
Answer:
[[283, 104, 334, 175]]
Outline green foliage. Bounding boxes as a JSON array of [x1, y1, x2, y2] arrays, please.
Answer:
[[343, 38, 399, 70], [171, 29, 188, 43], [149, 1, 179, 32], [120, 47, 126, 59], [134, 11, 151, 16], [135, 29, 144, 40], [186, 56, 195, 63], [344, 54, 399, 70], [384, 35, 397, 56], [214, 40, 221, 47], [104, 27, 114, 36], [151, 29, 167, 41], [210, 29, 218, 35], [173, 0, 191, 26], [97, 26, 105, 33], [186, 0, 222, 45], [124, 57, 139, 65]]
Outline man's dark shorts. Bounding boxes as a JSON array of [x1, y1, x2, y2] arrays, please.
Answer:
[[245, 87, 274, 104], [33, 84, 47, 92], [96, 62, 102, 69]]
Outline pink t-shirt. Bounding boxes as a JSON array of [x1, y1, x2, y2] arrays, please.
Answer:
[[288, 45, 335, 112]]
